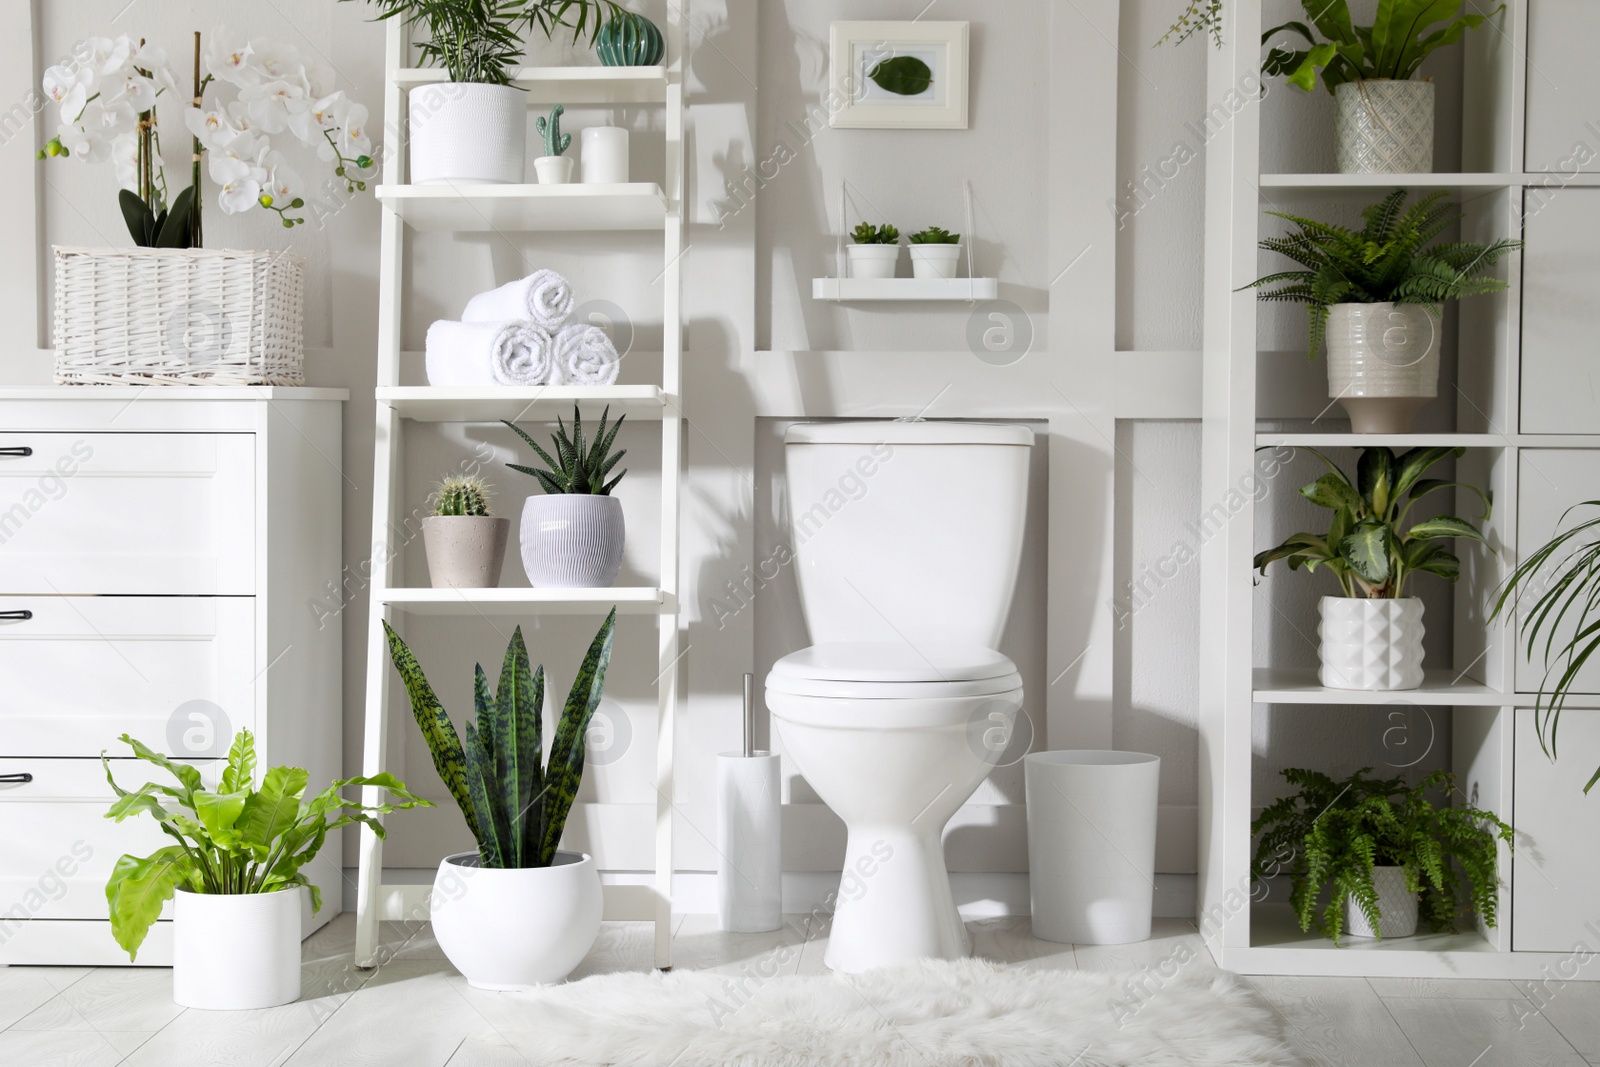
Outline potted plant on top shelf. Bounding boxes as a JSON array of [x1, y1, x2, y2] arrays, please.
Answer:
[[1261, 0, 1503, 174], [847, 222, 900, 280], [1253, 445, 1490, 691], [504, 405, 628, 588], [908, 226, 962, 280], [1243, 190, 1521, 434]]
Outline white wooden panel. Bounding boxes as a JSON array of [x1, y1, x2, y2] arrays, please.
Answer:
[[0, 432, 255, 594], [1520, 190, 1600, 434], [1516, 450, 1600, 693], [1524, 0, 1600, 171], [1512, 708, 1600, 951], [0, 596, 254, 757]]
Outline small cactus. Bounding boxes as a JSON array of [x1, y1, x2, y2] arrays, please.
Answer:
[[434, 475, 493, 517], [535, 104, 571, 157]]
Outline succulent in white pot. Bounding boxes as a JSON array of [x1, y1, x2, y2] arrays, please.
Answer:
[[533, 105, 574, 184], [846, 222, 901, 280], [1253, 445, 1490, 691], [504, 405, 627, 588], [422, 474, 510, 588], [908, 226, 962, 280]]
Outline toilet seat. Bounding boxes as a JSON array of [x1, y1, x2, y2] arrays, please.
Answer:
[[767, 642, 1022, 700]]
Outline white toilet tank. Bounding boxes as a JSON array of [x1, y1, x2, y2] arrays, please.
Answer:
[[784, 420, 1032, 648]]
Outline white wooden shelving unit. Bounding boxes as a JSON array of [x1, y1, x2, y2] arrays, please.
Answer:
[[1199, 0, 1600, 979], [353, 17, 684, 970]]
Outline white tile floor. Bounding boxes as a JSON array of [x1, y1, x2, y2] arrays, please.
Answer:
[[3, 914, 1598, 1066]]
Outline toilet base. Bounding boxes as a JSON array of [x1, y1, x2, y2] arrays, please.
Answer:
[[823, 825, 969, 974]]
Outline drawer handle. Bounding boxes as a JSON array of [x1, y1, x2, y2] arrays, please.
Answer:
[[0, 447, 32, 457], [0, 610, 31, 621], [0, 773, 32, 784]]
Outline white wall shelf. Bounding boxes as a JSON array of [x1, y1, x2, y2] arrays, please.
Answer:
[[810, 277, 999, 301], [1255, 433, 1513, 448], [381, 587, 669, 616], [376, 183, 667, 232], [377, 385, 668, 422], [1251, 669, 1504, 706], [392, 65, 667, 104]]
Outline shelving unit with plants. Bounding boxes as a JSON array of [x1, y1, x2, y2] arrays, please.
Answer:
[[1197, 0, 1600, 979], [352, 1, 684, 971]]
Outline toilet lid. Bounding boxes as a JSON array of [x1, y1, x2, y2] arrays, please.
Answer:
[[766, 643, 1022, 699]]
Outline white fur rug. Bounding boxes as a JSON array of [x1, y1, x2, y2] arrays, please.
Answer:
[[495, 957, 1298, 1066]]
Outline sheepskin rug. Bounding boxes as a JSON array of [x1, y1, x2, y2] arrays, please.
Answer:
[[497, 957, 1298, 1066]]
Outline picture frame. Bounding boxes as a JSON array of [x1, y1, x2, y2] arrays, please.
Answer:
[[828, 21, 969, 130]]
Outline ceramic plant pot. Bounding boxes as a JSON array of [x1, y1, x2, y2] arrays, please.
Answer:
[[847, 244, 901, 280], [1318, 596, 1425, 691], [1344, 864, 1420, 939], [596, 14, 665, 66], [534, 156, 575, 185], [1335, 79, 1435, 174], [910, 245, 962, 280], [409, 83, 526, 185], [430, 851, 602, 989], [520, 494, 626, 588], [1325, 302, 1441, 434], [172, 887, 302, 1010], [422, 516, 510, 589]]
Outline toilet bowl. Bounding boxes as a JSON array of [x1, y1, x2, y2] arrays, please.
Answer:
[[766, 419, 1032, 973]]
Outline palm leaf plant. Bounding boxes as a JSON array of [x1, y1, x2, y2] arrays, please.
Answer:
[[101, 730, 428, 959], [1254, 445, 1490, 598], [1253, 767, 1513, 945], [382, 609, 617, 868], [1242, 190, 1522, 359], [1261, 0, 1503, 93], [503, 405, 627, 496]]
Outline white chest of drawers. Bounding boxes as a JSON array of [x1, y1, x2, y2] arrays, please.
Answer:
[[0, 387, 346, 966]]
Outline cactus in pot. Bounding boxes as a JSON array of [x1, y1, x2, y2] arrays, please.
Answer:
[[422, 474, 510, 589], [533, 104, 574, 184]]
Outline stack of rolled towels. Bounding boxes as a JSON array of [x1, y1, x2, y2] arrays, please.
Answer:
[[425, 269, 622, 388]]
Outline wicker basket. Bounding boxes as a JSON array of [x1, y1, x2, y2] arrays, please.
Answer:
[[52, 246, 305, 386]]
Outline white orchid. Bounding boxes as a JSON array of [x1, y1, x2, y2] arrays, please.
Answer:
[[109, 72, 158, 114], [293, 90, 348, 145], [84, 36, 134, 81], [210, 154, 265, 214], [239, 79, 309, 135], [339, 102, 372, 156], [57, 122, 109, 164], [111, 132, 140, 193], [206, 36, 258, 86]]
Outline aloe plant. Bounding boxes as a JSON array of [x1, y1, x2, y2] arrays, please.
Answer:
[[908, 226, 960, 245], [850, 222, 899, 245], [101, 731, 427, 959], [1261, 0, 1503, 93], [1253, 446, 1490, 598], [434, 474, 492, 517], [382, 609, 617, 868], [503, 405, 627, 496], [536, 104, 570, 157]]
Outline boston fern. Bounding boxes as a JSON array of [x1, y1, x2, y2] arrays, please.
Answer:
[[503, 405, 627, 496], [1253, 767, 1513, 945], [1262, 0, 1503, 93], [1243, 190, 1521, 359]]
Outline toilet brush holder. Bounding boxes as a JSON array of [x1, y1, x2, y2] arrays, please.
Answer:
[[717, 673, 782, 932]]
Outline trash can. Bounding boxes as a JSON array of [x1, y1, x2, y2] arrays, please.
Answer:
[[1024, 750, 1161, 945]]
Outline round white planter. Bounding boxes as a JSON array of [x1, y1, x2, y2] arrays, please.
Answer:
[[430, 851, 602, 989], [1318, 596, 1426, 691], [847, 245, 901, 280], [1335, 79, 1435, 174], [172, 887, 301, 1010], [409, 83, 526, 186], [910, 245, 961, 280], [1344, 864, 1420, 939], [534, 155, 575, 185], [580, 127, 629, 184], [1325, 302, 1441, 434], [520, 494, 625, 588], [422, 515, 510, 589]]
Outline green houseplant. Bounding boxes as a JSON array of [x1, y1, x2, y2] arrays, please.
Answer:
[[383, 611, 617, 987], [908, 226, 962, 281], [1254, 445, 1490, 690], [1253, 767, 1513, 945], [533, 103, 574, 184], [1243, 190, 1521, 432], [504, 406, 629, 587], [102, 730, 426, 1008], [422, 473, 510, 589], [848, 221, 901, 280]]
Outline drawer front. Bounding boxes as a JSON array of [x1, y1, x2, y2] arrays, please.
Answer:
[[1512, 709, 1600, 951], [0, 596, 254, 757], [1520, 191, 1600, 434], [0, 432, 254, 595], [1516, 451, 1600, 694], [1525, 0, 1600, 172]]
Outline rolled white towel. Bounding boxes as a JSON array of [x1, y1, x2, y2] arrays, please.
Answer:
[[425, 320, 554, 387], [461, 269, 575, 332], [552, 322, 621, 386]]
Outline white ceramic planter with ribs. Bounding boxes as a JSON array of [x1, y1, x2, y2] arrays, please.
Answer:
[[520, 495, 626, 588]]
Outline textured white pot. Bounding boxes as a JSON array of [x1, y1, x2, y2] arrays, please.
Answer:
[[520, 494, 625, 587], [430, 851, 602, 989], [1335, 79, 1435, 174], [534, 155, 575, 184], [1318, 596, 1426, 691], [1344, 864, 1420, 939], [422, 516, 510, 589], [580, 127, 629, 184], [172, 887, 301, 1010], [847, 245, 901, 280], [409, 83, 526, 185], [1325, 302, 1441, 434], [910, 245, 962, 280]]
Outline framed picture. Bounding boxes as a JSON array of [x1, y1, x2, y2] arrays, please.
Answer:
[[828, 21, 969, 130]]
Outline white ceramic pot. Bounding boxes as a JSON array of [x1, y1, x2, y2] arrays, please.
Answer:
[[847, 244, 901, 280], [1318, 596, 1425, 691], [580, 126, 629, 184], [1344, 864, 1419, 939], [534, 156, 575, 184], [520, 494, 625, 588], [1335, 79, 1435, 174], [1325, 302, 1441, 434], [172, 887, 302, 1010], [430, 851, 602, 989], [910, 245, 962, 280], [422, 515, 510, 589], [409, 83, 526, 186]]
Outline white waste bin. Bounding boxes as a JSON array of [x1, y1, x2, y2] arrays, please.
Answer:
[[1024, 750, 1161, 945]]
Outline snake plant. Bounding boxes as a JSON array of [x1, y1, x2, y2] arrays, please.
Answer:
[[503, 405, 627, 496], [383, 609, 617, 868]]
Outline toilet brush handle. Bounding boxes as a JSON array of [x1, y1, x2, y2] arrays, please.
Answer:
[[742, 673, 754, 758]]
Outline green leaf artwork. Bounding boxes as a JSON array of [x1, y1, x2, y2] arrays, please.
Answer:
[[868, 55, 932, 96]]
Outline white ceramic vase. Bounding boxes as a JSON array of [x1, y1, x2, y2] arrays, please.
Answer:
[[430, 851, 602, 989], [581, 127, 630, 184], [409, 83, 527, 185], [172, 887, 302, 1010], [910, 245, 962, 280], [1325, 302, 1441, 434], [1335, 79, 1435, 174], [520, 494, 625, 587], [847, 244, 901, 280], [1318, 596, 1425, 691], [1344, 864, 1420, 939], [422, 516, 510, 589], [534, 156, 575, 184]]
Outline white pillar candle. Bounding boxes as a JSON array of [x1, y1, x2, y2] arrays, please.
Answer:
[[581, 126, 630, 184]]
